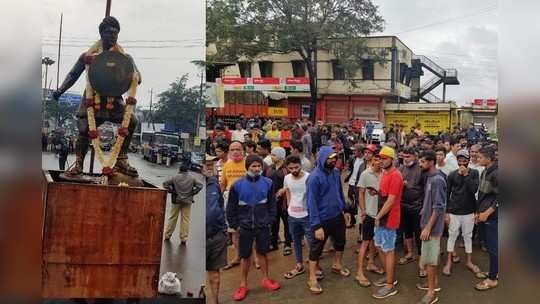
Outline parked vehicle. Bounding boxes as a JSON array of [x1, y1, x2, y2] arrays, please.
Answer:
[[361, 121, 385, 143]]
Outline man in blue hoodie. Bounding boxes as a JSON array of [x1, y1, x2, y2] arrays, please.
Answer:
[[226, 154, 280, 301], [205, 154, 227, 304], [306, 146, 349, 294]]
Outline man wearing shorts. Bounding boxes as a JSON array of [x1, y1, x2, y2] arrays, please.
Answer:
[[417, 150, 447, 304], [220, 141, 246, 270], [355, 151, 383, 287], [306, 146, 349, 294], [205, 154, 227, 304], [373, 146, 403, 299], [226, 155, 280, 301]]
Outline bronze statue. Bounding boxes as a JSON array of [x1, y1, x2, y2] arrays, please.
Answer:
[[53, 16, 141, 178]]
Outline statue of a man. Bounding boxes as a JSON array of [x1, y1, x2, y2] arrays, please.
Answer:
[[53, 16, 140, 177]]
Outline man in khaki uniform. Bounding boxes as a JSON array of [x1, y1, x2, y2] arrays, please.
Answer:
[[163, 162, 203, 245]]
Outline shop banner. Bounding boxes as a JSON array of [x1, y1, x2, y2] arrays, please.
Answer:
[[218, 77, 310, 92]]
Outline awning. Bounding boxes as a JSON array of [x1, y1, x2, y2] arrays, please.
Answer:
[[262, 91, 288, 100]]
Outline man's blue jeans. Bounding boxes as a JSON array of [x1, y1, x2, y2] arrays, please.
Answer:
[[482, 217, 498, 280], [288, 216, 313, 265]]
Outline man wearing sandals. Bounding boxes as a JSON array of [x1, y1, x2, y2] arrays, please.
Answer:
[[282, 155, 312, 280], [306, 146, 349, 294], [355, 151, 384, 287], [226, 154, 280, 301], [398, 146, 426, 271], [372, 146, 403, 299], [417, 150, 447, 304], [443, 150, 484, 278], [474, 146, 498, 291]]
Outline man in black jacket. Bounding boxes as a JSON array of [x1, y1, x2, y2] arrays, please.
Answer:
[[442, 150, 483, 277], [474, 147, 498, 291], [397, 147, 425, 270]]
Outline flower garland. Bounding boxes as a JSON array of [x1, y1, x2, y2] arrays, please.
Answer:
[[83, 40, 139, 178]]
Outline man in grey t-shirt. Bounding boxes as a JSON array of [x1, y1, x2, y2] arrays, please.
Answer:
[[355, 153, 383, 286], [417, 150, 447, 304]]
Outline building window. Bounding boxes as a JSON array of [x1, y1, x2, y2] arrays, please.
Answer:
[[206, 65, 220, 82], [258, 61, 273, 77], [362, 59, 374, 80], [291, 60, 306, 77], [331, 60, 345, 80], [238, 62, 251, 78], [399, 63, 407, 83]]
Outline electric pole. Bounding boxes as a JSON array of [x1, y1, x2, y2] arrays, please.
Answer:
[[148, 88, 155, 131]]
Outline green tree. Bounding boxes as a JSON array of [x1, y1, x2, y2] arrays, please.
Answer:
[[44, 98, 78, 128], [154, 75, 206, 135], [207, 0, 385, 119]]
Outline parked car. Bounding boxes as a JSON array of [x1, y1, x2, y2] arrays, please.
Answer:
[[361, 121, 385, 143]]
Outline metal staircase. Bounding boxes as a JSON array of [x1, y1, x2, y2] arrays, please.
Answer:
[[412, 55, 460, 103]]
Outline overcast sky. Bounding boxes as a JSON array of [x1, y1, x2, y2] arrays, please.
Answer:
[[374, 0, 498, 105], [42, 0, 205, 108], [41, 1, 496, 107]]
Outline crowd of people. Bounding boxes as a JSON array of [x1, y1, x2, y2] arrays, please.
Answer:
[[204, 114, 498, 304]]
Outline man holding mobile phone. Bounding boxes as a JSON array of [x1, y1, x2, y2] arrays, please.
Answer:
[[355, 151, 384, 287]]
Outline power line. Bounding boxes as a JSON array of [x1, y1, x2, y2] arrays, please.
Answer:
[[394, 5, 498, 35]]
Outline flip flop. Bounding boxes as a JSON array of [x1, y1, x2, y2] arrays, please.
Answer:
[[442, 264, 451, 276], [307, 281, 323, 294], [469, 266, 488, 279], [452, 255, 461, 264], [475, 279, 498, 291], [355, 277, 371, 287], [367, 266, 385, 275], [398, 256, 416, 265], [284, 267, 305, 279], [476, 272, 489, 279], [331, 266, 351, 277], [223, 260, 240, 270]]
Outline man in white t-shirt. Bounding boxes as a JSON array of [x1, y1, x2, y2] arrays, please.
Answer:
[[468, 144, 485, 199], [444, 138, 460, 172], [436, 146, 454, 177], [282, 155, 312, 280], [355, 152, 384, 286], [231, 122, 249, 143]]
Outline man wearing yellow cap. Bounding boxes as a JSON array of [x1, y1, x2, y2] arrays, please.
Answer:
[[372, 146, 403, 300]]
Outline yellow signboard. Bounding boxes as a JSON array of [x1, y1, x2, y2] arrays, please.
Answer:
[[268, 107, 289, 117], [385, 113, 416, 131], [385, 111, 451, 134], [416, 114, 449, 134]]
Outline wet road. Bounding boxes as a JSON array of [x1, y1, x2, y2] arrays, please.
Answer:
[[42, 152, 205, 298], [218, 181, 501, 304], [219, 229, 500, 304]]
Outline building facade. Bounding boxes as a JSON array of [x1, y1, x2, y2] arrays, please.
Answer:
[[207, 36, 458, 124]]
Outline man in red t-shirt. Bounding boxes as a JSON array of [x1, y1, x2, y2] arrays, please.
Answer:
[[372, 146, 403, 300]]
